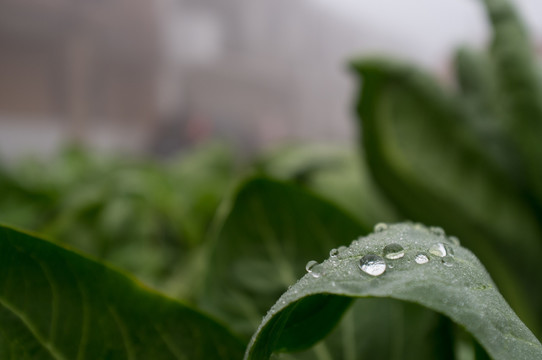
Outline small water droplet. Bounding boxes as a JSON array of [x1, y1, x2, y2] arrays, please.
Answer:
[[442, 256, 455, 267], [448, 236, 460, 246], [429, 226, 445, 237], [305, 260, 322, 278], [388, 263, 394, 269], [415, 253, 429, 264], [338, 246, 347, 253], [383, 243, 405, 259], [329, 248, 339, 258], [428, 242, 453, 257], [359, 254, 386, 276], [374, 222, 388, 233]]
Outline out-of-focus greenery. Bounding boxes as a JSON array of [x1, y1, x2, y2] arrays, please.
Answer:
[[0, 143, 238, 292], [0, 142, 379, 298]]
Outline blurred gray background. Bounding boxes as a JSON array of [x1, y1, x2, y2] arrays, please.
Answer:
[[1, 0, 541, 160]]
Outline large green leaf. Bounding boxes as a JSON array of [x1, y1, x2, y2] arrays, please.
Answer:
[[204, 177, 460, 360], [0, 225, 245, 359], [350, 59, 542, 329], [246, 223, 542, 360]]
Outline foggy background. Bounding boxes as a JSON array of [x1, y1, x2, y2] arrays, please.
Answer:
[[1, 0, 541, 160]]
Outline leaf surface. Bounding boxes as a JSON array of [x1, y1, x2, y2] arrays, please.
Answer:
[[205, 178, 462, 359], [0, 225, 245, 360], [246, 223, 542, 360]]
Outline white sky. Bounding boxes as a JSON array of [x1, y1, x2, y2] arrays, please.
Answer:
[[312, 0, 542, 68]]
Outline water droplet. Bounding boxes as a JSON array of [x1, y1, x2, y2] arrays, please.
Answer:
[[338, 246, 347, 253], [329, 248, 339, 258], [428, 242, 453, 258], [359, 254, 386, 276], [448, 236, 460, 246], [388, 263, 394, 269], [429, 226, 445, 237], [442, 256, 455, 267], [374, 223, 388, 233], [383, 243, 405, 259], [305, 260, 322, 278], [415, 253, 429, 264]]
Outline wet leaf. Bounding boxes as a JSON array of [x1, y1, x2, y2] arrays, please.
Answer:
[[246, 223, 542, 360]]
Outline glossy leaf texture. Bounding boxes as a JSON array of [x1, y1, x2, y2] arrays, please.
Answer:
[[0, 225, 245, 360], [245, 223, 542, 360], [350, 59, 542, 330], [204, 177, 461, 359]]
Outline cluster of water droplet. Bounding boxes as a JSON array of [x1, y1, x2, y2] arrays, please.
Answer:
[[357, 223, 458, 276], [305, 223, 460, 279]]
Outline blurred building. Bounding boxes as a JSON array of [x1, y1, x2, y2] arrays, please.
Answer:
[[0, 0, 157, 158], [155, 0, 389, 154], [1, 0, 541, 159]]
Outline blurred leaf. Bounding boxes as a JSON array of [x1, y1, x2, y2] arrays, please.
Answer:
[[258, 144, 400, 225], [453, 47, 517, 176], [246, 223, 542, 360], [482, 0, 542, 208], [350, 59, 542, 329], [0, 225, 245, 359]]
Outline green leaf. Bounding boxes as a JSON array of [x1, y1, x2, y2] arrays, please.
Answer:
[[482, 0, 542, 208], [453, 47, 517, 176], [350, 59, 542, 329], [0, 225, 245, 360], [202, 177, 368, 338], [245, 223, 542, 360]]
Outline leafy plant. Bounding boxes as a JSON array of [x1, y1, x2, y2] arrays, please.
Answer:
[[1, 0, 542, 358]]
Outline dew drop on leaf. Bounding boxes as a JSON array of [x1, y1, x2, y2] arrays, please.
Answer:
[[442, 256, 455, 267], [305, 260, 322, 278], [448, 236, 460, 246], [359, 254, 386, 276], [329, 248, 339, 258], [383, 243, 405, 259], [415, 253, 429, 264], [428, 242, 453, 258], [374, 223, 388, 232], [429, 226, 445, 237]]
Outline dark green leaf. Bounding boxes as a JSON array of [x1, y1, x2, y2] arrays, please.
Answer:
[[453, 47, 517, 176], [246, 223, 542, 360], [482, 0, 542, 207], [0, 225, 245, 359]]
